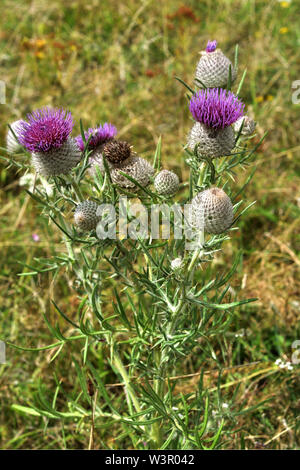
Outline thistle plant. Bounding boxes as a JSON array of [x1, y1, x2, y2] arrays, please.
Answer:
[[2, 40, 267, 450]]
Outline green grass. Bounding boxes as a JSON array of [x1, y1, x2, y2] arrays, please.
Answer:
[[0, 0, 300, 449]]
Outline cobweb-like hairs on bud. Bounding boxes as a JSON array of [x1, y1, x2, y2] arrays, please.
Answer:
[[190, 187, 233, 234], [75, 123, 117, 151], [187, 122, 236, 158], [189, 88, 244, 129], [110, 154, 155, 189], [195, 43, 237, 88], [154, 170, 179, 196], [74, 201, 101, 232], [19, 107, 74, 152]]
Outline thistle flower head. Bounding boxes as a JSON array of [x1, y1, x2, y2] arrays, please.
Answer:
[[19, 107, 73, 153], [206, 40, 217, 52], [189, 88, 244, 129], [103, 140, 131, 164], [75, 123, 117, 151]]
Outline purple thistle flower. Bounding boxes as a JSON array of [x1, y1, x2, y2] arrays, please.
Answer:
[[189, 88, 245, 129], [75, 123, 117, 151], [206, 40, 217, 53], [19, 107, 73, 153]]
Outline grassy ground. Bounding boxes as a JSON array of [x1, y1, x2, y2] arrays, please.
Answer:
[[0, 0, 299, 449]]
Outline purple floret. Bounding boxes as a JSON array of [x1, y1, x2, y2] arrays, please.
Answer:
[[75, 123, 117, 151], [19, 107, 73, 153], [206, 40, 217, 53], [189, 88, 245, 129]]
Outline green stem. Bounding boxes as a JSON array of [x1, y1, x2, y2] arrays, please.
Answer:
[[113, 351, 142, 415], [150, 349, 164, 448]]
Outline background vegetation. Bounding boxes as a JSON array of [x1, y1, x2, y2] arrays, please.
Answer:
[[0, 0, 299, 449]]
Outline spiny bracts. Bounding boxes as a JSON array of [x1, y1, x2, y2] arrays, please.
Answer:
[[195, 40, 237, 88], [154, 170, 179, 196], [190, 187, 233, 234], [103, 140, 132, 164], [74, 201, 101, 232]]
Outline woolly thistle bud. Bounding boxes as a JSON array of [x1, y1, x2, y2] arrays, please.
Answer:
[[233, 116, 256, 136], [195, 40, 237, 88], [19, 108, 81, 176], [74, 201, 101, 231], [190, 187, 233, 234], [171, 257, 183, 270], [188, 122, 236, 158], [6, 120, 24, 153], [154, 170, 179, 196], [188, 122, 235, 158], [110, 154, 155, 189], [103, 140, 131, 164], [31, 137, 81, 176]]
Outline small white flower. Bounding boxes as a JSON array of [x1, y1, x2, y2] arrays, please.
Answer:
[[275, 358, 294, 371]]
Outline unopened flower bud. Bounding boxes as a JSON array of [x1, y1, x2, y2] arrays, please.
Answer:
[[74, 201, 101, 231], [154, 170, 179, 196], [195, 40, 237, 88], [110, 154, 154, 190], [233, 116, 256, 136], [191, 187, 233, 234]]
